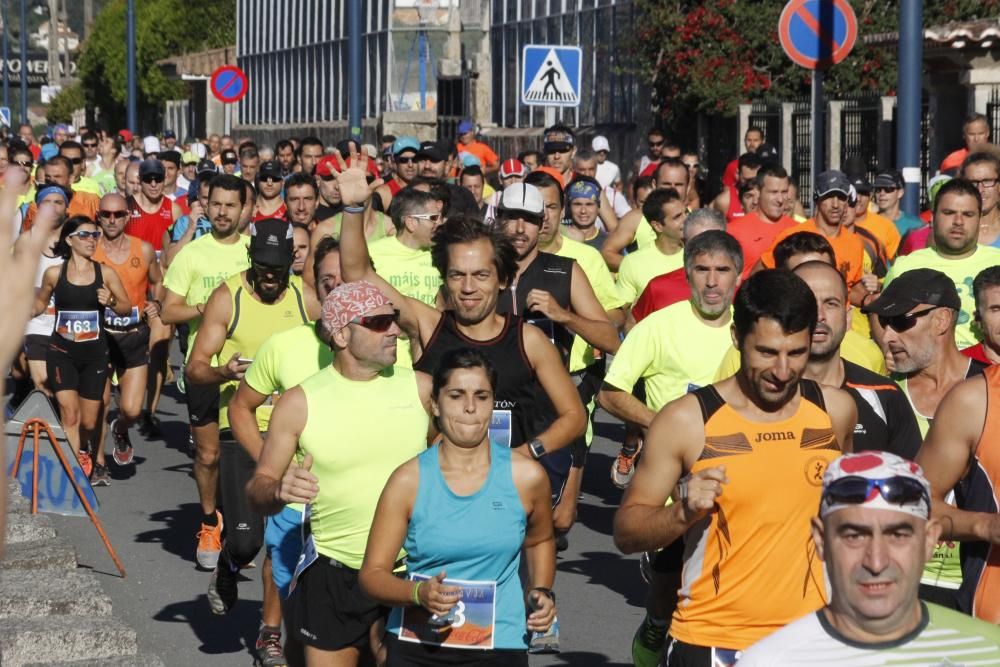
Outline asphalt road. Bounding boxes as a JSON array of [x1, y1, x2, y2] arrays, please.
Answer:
[[48, 350, 644, 666]]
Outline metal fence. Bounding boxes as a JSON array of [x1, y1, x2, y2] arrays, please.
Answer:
[[749, 100, 782, 156], [790, 99, 813, 202], [987, 86, 1000, 137], [840, 93, 881, 181]]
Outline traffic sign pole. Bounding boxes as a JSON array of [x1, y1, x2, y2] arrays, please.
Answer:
[[897, 0, 923, 216], [811, 69, 824, 199]]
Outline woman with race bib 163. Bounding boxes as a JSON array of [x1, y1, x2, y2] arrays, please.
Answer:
[[361, 348, 557, 667], [33, 214, 131, 479]]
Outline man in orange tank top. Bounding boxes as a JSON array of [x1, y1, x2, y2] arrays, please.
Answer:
[[614, 269, 857, 667], [92, 193, 163, 481], [916, 363, 1000, 624]]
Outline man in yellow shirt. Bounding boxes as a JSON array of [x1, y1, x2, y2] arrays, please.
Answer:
[[615, 188, 687, 307]]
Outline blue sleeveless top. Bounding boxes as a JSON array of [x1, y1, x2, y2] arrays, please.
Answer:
[[387, 442, 528, 649]]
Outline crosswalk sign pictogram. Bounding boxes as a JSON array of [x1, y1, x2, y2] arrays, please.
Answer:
[[521, 45, 581, 108]]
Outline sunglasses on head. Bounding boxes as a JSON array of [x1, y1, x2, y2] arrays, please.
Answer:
[[70, 230, 102, 240], [351, 309, 400, 332], [142, 174, 164, 184], [822, 475, 929, 508], [99, 209, 128, 220], [877, 306, 940, 333]]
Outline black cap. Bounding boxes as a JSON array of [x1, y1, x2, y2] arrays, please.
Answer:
[[221, 149, 239, 165], [861, 269, 961, 316], [139, 158, 165, 178], [248, 218, 295, 267], [163, 129, 176, 139], [814, 170, 851, 198], [258, 160, 283, 179], [873, 170, 904, 190], [196, 159, 218, 177], [755, 142, 779, 165], [417, 140, 449, 162], [847, 172, 872, 194]]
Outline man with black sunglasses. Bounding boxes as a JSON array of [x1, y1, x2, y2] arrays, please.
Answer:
[[58, 140, 102, 197], [740, 452, 1000, 665], [372, 136, 420, 213], [253, 160, 287, 222], [187, 218, 312, 662], [125, 158, 182, 252], [92, 192, 163, 476], [863, 268, 988, 608]]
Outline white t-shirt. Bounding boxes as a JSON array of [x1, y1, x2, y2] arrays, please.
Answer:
[[737, 604, 1000, 666], [596, 160, 621, 189]]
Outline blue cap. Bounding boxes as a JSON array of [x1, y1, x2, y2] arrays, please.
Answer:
[[40, 143, 58, 161], [392, 137, 420, 156], [457, 120, 475, 135], [459, 152, 481, 167], [35, 184, 68, 205]]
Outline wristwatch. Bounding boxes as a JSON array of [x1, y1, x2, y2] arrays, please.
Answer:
[[528, 438, 546, 460]]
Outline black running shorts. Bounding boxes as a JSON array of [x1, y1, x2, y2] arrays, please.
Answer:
[[186, 372, 220, 427], [293, 556, 386, 651], [107, 324, 151, 370]]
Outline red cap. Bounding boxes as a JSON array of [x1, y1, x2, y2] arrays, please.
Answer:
[[316, 154, 379, 178], [499, 158, 526, 179], [117, 129, 133, 142]]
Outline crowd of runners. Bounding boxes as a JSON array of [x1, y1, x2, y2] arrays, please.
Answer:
[[1, 115, 1000, 666]]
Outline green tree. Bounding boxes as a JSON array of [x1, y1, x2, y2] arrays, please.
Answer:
[[45, 81, 85, 124], [77, 0, 235, 128], [633, 0, 1000, 128]]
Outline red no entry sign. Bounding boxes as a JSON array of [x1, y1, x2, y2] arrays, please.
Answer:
[[779, 0, 857, 70], [210, 65, 248, 104]]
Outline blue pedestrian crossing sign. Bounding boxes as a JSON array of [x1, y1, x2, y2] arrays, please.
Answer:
[[0, 106, 10, 127], [521, 45, 582, 108]]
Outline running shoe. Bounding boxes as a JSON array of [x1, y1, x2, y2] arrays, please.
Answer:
[[175, 364, 185, 394], [528, 617, 560, 654], [89, 463, 111, 487], [610, 437, 644, 489], [77, 451, 93, 478], [207, 551, 238, 615], [254, 626, 287, 667], [631, 614, 666, 667], [195, 511, 223, 570], [138, 411, 162, 438], [639, 550, 653, 585], [110, 418, 134, 466]]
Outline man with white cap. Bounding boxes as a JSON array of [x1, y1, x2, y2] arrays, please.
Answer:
[[248, 280, 434, 666], [592, 135, 621, 190], [739, 452, 1000, 665]]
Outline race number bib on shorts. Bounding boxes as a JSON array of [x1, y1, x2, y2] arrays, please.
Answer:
[[104, 306, 141, 328], [55, 310, 100, 342], [489, 409, 512, 447], [399, 575, 496, 650]]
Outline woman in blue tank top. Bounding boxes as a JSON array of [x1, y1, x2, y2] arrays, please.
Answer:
[[360, 348, 557, 666]]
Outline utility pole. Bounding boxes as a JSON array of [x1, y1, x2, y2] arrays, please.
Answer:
[[2, 1, 10, 111], [47, 0, 58, 86], [83, 0, 93, 39], [126, 0, 136, 132], [19, 0, 27, 125], [897, 0, 923, 215], [347, 0, 361, 141]]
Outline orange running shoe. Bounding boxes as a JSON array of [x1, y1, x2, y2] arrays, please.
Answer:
[[610, 437, 643, 489], [195, 511, 223, 570], [77, 451, 93, 478]]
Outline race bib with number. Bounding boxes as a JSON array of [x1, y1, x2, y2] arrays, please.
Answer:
[[104, 305, 141, 328], [55, 310, 100, 342], [489, 409, 512, 448], [399, 575, 496, 649]]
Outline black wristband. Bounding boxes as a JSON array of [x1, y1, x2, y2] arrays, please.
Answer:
[[529, 587, 555, 603]]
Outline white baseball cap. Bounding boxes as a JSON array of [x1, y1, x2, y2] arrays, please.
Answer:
[[143, 136, 161, 155], [499, 183, 543, 216], [592, 135, 611, 153]]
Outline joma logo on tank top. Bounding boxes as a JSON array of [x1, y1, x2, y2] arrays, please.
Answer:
[[755, 430, 795, 443]]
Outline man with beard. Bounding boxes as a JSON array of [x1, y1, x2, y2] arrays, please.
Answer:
[[881, 178, 1000, 350], [274, 139, 296, 176], [792, 261, 920, 459], [253, 160, 287, 222], [614, 269, 856, 667], [415, 139, 478, 217], [862, 268, 989, 609], [186, 219, 310, 666], [161, 175, 252, 570]]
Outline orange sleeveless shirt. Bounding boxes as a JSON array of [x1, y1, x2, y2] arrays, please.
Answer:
[[669, 380, 842, 650], [93, 235, 149, 312]]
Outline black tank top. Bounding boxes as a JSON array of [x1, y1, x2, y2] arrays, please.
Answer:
[[52, 259, 106, 349], [414, 312, 555, 448], [496, 252, 575, 362]]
